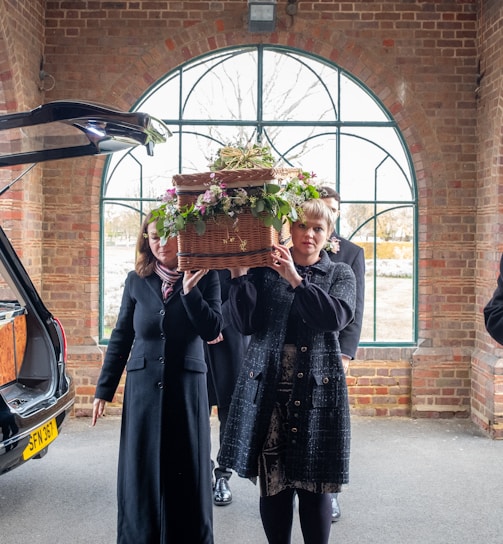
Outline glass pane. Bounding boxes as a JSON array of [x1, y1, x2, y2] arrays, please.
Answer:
[[339, 130, 413, 202], [104, 143, 177, 200], [182, 50, 258, 121], [339, 202, 375, 241], [136, 73, 181, 120], [263, 127, 337, 181], [178, 127, 260, 174], [358, 206, 414, 343], [263, 51, 339, 122], [0, 267, 18, 304], [340, 73, 389, 122], [360, 272, 414, 343]]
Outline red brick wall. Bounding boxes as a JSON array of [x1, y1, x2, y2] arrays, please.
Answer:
[[3, 1, 503, 436], [471, 0, 503, 437], [0, 0, 47, 286]]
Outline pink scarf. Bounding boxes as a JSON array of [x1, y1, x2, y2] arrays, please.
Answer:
[[154, 262, 182, 301]]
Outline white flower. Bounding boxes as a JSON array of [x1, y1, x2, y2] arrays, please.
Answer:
[[326, 236, 340, 254]]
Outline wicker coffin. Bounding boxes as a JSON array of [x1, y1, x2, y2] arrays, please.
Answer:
[[173, 167, 298, 203], [173, 168, 299, 270]]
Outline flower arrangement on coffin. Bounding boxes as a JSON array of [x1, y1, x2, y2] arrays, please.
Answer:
[[151, 169, 322, 243], [150, 143, 325, 269]]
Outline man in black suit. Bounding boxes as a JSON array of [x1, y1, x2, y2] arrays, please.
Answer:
[[321, 186, 366, 522], [205, 269, 251, 506]]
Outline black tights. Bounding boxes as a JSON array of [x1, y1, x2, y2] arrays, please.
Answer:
[[259, 488, 332, 544]]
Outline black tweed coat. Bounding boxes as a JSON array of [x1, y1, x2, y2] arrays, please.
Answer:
[[218, 250, 356, 485]]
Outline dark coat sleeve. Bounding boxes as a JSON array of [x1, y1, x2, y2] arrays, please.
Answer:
[[228, 261, 355, 336], [290, 264, 355, 333], [330, 237, 365, 358], [180, 269, 223, 342], [484, 254, 503, 345]]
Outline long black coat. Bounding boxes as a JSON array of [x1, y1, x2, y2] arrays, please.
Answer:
[[218, 251, 356, 484], [95, 270, 222, 544]]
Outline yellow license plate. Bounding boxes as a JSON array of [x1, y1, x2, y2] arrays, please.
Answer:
[[22, 418, 59, 460]]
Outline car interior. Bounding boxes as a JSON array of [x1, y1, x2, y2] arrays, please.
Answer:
[[0, 258, 61, 416], [0, 101, 170, 465]]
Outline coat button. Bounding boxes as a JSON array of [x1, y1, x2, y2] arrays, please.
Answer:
[[160, 310, 165, 316], [300, 346, 308, 352], [249, 371, 254, 378], [323, 377, 329, 384], [159, 356, 165, 363], [294, 400, 301, 406], [157, 382, 164, 389], [291, 427, 298, 433], [297, 372, 304, 379]]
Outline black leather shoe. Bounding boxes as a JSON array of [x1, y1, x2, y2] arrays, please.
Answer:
[[214, 477, 232, 506], [331, 494, 341, 522]]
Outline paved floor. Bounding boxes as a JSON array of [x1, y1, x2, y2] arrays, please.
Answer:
[[1, 414, 503, 543]]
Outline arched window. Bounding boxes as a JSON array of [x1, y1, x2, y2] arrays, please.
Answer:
[[100, 45, 417, 346]]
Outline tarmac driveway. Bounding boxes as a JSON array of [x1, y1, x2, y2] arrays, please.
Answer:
[[1, 415, 502, 544]]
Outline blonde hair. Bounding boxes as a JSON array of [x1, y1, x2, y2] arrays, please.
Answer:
[[298, 198, 336, 236]]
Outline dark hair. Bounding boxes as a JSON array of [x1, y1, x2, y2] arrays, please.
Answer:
[[319, 185, 340, 202], [135, 211, 157, 278]]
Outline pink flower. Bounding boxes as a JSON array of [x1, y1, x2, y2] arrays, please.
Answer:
[[162, 187, 177, 202], [202, 189, 217, 203]]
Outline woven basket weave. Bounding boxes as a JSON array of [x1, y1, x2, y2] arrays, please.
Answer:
[[173, 167, 299, 270], [177, 211, 279, 271], [172, 167, 299, 188]]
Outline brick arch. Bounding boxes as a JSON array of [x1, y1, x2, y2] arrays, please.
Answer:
[[105, 17, 441, 211]]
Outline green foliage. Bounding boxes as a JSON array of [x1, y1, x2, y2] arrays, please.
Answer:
[[152, 144, 322, 243], [153, 171, 320, 243]]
